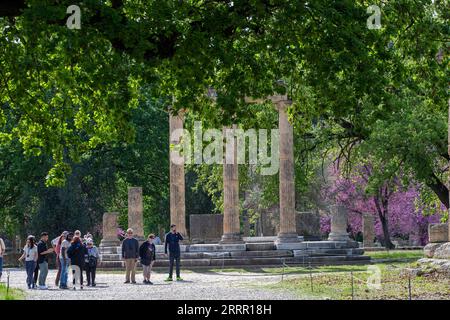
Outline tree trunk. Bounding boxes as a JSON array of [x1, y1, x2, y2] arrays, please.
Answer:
[[379, 214, 395, 249], [374, 194, 395, 249]]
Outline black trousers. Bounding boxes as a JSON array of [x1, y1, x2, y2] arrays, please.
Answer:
[[33, 263, 39, 284], [85, 265, 97, 285], [169, 253, 180, 278]]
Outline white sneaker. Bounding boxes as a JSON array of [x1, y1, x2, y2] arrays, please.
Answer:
[[39, 285, 48, 290]]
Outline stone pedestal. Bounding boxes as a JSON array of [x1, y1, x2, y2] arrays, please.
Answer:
[[275, 100, 299, 245], [328, 205, 351, 241], [363, 213, 375, 247], [221, 125, 243, 244], [128, 187, 144, 241], [169, 110, 188, 239], [100, 212, 120, 247]]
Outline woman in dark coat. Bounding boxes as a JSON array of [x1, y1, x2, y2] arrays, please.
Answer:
[[139, 234, 156, 284], [67, 236, 87, 290]]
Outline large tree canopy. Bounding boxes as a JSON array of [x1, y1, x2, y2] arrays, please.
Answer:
[[0, 0, 448, 213]]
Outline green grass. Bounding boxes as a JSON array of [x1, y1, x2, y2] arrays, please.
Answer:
[[259, 263, 450, 300], [0, 283, 24, 300], [365, 250, 424, 260]]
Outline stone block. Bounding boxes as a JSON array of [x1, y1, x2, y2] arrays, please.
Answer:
[[423, 243, 443, 258], [433, 242, 450, 259], [275, 242, 307, 250], [190, 214, 223, 243], [243, 236, 278, 242], [362, 213, 375, 247], [128, 187, 144, 240], [428, 223, 448, 243], [154, 244, 187, 253], [100, 212, 120, 246]]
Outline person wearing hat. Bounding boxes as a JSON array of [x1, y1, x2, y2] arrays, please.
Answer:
[[164, 224, 184, 281], [84, 238, 99, 286]]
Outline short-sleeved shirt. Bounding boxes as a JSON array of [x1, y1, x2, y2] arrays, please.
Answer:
[[60, 240, 70, 259], [37, 240, 48, 264], [23, 245, 38, 262]]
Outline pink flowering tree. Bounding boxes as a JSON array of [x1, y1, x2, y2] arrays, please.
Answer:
[[322, 164, 442, 248]]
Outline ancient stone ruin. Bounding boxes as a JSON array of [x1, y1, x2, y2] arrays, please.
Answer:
[[98, 95, 370, 268]]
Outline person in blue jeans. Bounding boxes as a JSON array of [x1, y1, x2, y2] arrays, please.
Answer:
[[59, 232, 73, 289], [164, 224, 183, 281], [18, 235, 38, 289]]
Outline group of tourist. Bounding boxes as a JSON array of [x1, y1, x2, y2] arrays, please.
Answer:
[[18, 230, 99, 290], [13, 223, 184, 289]]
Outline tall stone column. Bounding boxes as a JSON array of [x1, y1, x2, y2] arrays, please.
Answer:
[[100, 212, 120, 247], [221, 125, 242, 243], [128, 187, 144, 241], [276, 101, 299, 244], [169, 110, 188, 239], [362, 213, 375, 248], [328, 205, 350, 241]]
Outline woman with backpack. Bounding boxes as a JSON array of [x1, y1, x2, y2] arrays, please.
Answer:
[[84, 239, 99, 287], [18, 235, 38, 289], [67, 235, 87, 290], [139, 234, 157, 284]]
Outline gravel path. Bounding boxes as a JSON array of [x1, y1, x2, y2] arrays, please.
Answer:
[[3, 268, 296, 300]]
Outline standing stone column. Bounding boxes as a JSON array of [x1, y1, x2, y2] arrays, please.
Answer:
[[276, 101, 299, 244], [221, 125, 242, 243], [362, 213, 375, 247], [128, 187, 144, 241], [328, 205, 350, 241], [100, 212, 120, 247], [169, 110, 188, 239]]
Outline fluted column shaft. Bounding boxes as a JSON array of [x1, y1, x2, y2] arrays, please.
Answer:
[[276, 102, 298, 243], [221, 125, 242, 243]]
